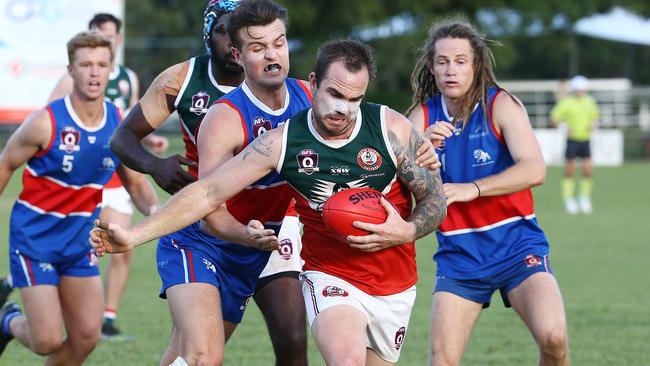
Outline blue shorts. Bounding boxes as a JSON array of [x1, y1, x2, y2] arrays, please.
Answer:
[[434, 253, 552, 308], [156, 223, 271, 324], [9, 248, 99, 288]]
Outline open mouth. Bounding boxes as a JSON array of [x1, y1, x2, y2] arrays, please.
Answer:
[[264, 64, 281, 73]]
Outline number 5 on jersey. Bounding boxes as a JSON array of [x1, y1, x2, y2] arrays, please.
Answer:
[[62, 155, 74, 173]]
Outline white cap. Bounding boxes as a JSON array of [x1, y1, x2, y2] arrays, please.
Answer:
[[570, 75, 589, 91]]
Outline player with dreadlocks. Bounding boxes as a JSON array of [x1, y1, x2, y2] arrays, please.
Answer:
[[406, 20, 569, 365], [110, 1, 308, 365]]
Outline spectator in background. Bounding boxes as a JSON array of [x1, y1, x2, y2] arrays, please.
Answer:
[[551, 75, 600, 214]]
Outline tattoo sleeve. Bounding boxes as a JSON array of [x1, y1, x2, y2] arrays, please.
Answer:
[[389, 127, 447, 239], [242, 131, 274, 161]]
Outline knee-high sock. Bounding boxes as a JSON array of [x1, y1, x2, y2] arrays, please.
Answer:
[[580, 178, 593, 198], [562, 178, 576, 200]]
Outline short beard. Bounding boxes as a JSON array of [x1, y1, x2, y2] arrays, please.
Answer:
[[211, 50, 243, 76]]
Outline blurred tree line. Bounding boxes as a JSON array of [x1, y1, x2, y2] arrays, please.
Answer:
[[124, 0, 650, 112]]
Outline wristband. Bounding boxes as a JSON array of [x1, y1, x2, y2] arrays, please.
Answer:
[[472, 182, 481, 197]]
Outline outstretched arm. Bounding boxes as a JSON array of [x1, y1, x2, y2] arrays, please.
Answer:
[[110, 62, 196, 194], [196, 104, 280, 251], [348, 108, 446, 251], [90, 126, 284, 254]]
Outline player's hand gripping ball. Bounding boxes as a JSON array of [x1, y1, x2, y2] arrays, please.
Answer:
[[322, 188, 388, 242]]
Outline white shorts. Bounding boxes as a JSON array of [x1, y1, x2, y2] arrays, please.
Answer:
[[101, 186, 133, 216], [300, 270, 416, 363], [258, 215, 303, 279]]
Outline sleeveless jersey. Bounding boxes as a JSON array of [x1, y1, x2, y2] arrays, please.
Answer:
[[422, 88, 549, 279], [215, 78, 312, 234], [279, 103, 416, 296], [10, 96, 121, 262], [104, 64, 136, 188], [174, 54, 235, 178]]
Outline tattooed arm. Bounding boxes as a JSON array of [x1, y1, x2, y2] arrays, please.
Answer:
[[348, 107, 446, 252], [90, 125, 283, 254]]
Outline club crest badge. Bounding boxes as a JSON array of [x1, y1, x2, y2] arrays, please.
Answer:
[[357, 147, 382, 171], [297, 149, 320, 175], [278, 238, 293, 260], [394, 327, 406, 350], [189, 91, 210, 115], [322, 286, 349, 297], [252, 116, 272, 138], [59, 126, 80, 153]]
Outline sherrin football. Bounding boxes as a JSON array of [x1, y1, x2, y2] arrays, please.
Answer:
[[322, 187, 388, 242]]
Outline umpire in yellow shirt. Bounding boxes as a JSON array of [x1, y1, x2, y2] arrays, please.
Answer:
[[551, 75, 600, 214]]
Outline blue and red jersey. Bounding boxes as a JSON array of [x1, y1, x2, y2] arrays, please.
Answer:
[[421, 88, 549, 279], [213, 78, 312, 232], [10, 96, 121, 263]]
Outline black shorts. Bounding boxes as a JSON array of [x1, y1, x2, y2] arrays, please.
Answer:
[[565, 139, 591, 159]]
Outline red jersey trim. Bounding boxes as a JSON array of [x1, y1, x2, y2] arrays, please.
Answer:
[[214, 99, 248, 151], [35, 107, 57, 158], [439, 189, 535, 233], [489, 89, 506, 144], [297, 80, 313, 103], [422, 102, 429, 132], [18, 171, 103, 216]]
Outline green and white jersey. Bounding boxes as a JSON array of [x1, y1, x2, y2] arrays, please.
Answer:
[[278, 102, 417, 295], [105, 64, 137, 115], [173, 54, 235, 177]]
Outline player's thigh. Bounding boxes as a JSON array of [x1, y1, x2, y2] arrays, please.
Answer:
[[430, 291, 482, 352], [366, 349, 396, 366], [506, 272, 567, 341], [58, 275, 103, 339], [19, 285, 64, 341], [312, 305, 368, 363], [166, 283, 225, 349]]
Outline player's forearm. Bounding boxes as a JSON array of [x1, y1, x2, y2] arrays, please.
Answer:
[[129, 180, 217, 246], [110, 126, 163, 175], [126, 179, 159, 216], [474, 159, 546, 197], [201, 207, 249, 244], [408, 171, 447, 240]]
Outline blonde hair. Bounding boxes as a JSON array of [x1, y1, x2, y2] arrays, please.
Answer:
[[407, 19, 500, 128], [66, 31, 114, 64]]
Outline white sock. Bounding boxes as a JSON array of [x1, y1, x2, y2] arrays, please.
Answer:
[[169, 357, 189, 366]]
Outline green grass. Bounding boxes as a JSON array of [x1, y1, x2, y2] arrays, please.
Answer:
[[0, 142, 649, 365]]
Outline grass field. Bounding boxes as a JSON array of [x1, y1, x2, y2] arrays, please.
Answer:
[[0, 138, 648, 365]]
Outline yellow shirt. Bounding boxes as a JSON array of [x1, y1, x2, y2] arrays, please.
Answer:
[[551, 95, 600, 141]]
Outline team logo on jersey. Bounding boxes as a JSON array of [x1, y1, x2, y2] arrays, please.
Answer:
[[87, 135, 96, 144], [278, 238, 293, 260], [203, 258, 217, 273], [59, 126, 80, 153], [102, 157, 116, 171], [472, 149, 494, 167], [189, 91, 210, 115], [252, 116, 272, 138], [118, 79, 130, 96], [330, 166, 350, 176], [297, 149, 320, 175], [524, 254, 543, 268], [357, 148, 382, 171], [322, 286, 348, 297], [394, 327, 406, 350]]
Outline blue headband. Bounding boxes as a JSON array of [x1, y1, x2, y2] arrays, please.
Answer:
[[203, 0, 240, 55]]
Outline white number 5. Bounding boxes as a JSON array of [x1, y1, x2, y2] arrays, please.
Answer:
[[62, 155, 74, 173]]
